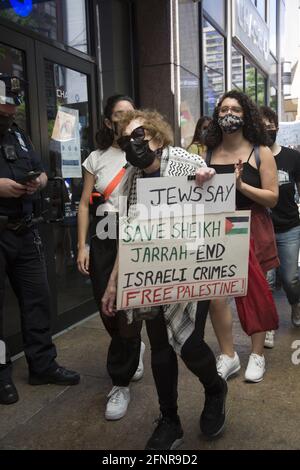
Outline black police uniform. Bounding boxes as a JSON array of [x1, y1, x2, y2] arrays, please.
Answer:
[[0, 123, 58, 380]]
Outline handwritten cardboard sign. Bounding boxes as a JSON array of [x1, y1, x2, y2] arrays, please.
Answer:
[[117, 210, 250, 310], [136, 174, 235, 218]]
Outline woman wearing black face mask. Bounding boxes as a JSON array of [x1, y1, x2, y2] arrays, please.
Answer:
[[77, 94, 146, 423], [187, 115, 212, 157], [204, 90, 279, 385], [260, 105, 300, 343], [102, 110, 230, 451]]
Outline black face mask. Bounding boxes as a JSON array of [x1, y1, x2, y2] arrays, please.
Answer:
[[123, 139, 157, 169], [267, 130, 277, 146], [0, 114, 14, 136], [117, 126, 158, 169]]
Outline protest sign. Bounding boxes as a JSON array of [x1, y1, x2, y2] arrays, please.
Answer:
[[117, 210, 250, 310], [136, 174, 235, 218], [277, 121, 300, 147]]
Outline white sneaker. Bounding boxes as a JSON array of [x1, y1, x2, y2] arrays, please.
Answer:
[[291, 303, 300, 327], [131, 341, 146, 382], [264, 330, 275, 349], [105, 386, 130, 420], [245, 354, 265, 383], [216, 352, 241, 380]]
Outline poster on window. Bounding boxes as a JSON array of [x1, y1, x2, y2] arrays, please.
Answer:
[[51, 106, 82, 178], [117, 210, 251, 310]]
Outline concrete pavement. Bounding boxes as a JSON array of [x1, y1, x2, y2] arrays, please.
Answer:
[[0, 289, 299, 450]]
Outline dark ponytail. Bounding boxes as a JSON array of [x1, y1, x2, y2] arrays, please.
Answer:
[[96, 94, 135, 150]]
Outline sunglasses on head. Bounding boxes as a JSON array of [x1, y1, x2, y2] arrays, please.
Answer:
[[117, 126, 146, 151]]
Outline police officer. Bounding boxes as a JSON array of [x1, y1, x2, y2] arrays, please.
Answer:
[[0, 74, 80, 405]]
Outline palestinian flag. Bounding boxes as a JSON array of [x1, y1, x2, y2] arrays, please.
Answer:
[[225, 216, 249, 235]]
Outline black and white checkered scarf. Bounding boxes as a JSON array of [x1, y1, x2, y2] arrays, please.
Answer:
[[126, 146, 207, 353]]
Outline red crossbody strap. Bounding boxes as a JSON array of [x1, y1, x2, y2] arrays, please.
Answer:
[[102, 164, 128, 201]]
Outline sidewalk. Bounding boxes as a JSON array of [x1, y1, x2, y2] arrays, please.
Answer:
[[0, 290, 299, 450]]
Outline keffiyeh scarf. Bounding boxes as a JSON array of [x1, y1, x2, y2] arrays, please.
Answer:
[[125, 146, 207, 354]]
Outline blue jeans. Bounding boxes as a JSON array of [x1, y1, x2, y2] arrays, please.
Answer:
[[267, 225, 300, 305]]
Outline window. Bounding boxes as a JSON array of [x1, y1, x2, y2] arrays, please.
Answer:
[[203, 18, 225, 115], [45, 61, 93, 313], [256, 0, 266, 20], [99, 0, 134, 100], [270, 86, 278, 111], [257, 72, 266, 106], [179, 0, 200, 148], [269, 0, 277, 56], [232, 47, 243, 91], [202, 0, 226, 31], [245, 60, 256, 102], [180, 70, 200, 148], [251, 0, 266, 21], [0, 42, 28, 131], [0, 0, 88, 53]]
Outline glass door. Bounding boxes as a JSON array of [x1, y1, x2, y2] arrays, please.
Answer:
[[36, 42, 98, 332], [0, 24, 41, 354], [1, 27, 98, 355]]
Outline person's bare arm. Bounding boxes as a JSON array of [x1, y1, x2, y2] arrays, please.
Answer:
[[236, 146, 278, 208], [77, 170, 95, 275]]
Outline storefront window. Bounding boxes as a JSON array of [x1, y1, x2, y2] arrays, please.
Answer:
[[179, 0, 200, 148], [180, 70, 200, 148], [269, 0, 277, 56], [0, 42, 27, 131], [232, 47, 243, 91], [257, 72, 266, 106], [99, 0, 133, 100], [203, 18, 225, 116], [270, 86, 278, 111], [245, 60, 256, 102], [256, 0, 266, 20], [202, 0, 226, 31], [0, 42, 28, 339], [0, 0, 88, 53], [45, 61, 92, 313]]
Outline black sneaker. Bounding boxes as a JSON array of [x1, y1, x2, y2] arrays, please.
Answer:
[[145, 416, 184, 450], [29, 366, 80, 386], [200, 378, 228, 438], [0, 379, 19, 405]]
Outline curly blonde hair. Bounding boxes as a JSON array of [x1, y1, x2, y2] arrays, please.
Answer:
[[118, 109, 174, 148]]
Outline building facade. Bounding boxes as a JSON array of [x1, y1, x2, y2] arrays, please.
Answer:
[[0, 0, 284, 355]]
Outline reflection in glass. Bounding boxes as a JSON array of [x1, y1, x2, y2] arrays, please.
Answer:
[[257, 73, 266, 106], [202, 0, 226, 31], [232, 47, 243, 91], [99, 0, 133, 100], [203, 18, 225, 116], [0, 42, 27, 131], [45, 61, 92, 313], [256, 0, 266, 20], [245, 61, 256, 102], [0, 42, 28, 338], [270, 86, 278, 112], [0, 0, 88, 53], [269, 0, 277, 56], [179, 0, 200, 148], [180, 70, 200, 148]]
